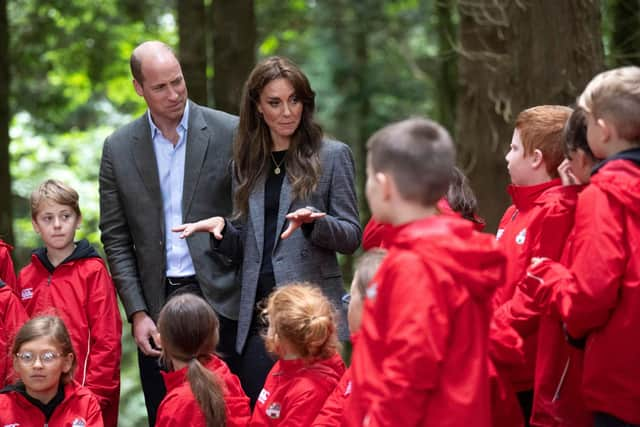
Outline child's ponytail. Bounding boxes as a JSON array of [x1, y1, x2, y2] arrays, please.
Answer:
[[187, 357, 226, 427]]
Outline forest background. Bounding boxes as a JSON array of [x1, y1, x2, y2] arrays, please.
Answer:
[[0, 0, 636, 424]]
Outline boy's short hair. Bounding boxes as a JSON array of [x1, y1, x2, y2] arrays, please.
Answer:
[[353, 249, 387, 298], [563, 107, 596, 162], [578, 66, 640, 144], [31, 179, 81, 219], [367, 117, 455, 206], [515, 105, 573, 178]]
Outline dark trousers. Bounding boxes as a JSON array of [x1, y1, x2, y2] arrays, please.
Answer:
[[595, 413, 640, 427], [517, 389, 533, 427], [237, 332, 275, 408], [138, 279, 241, 426]]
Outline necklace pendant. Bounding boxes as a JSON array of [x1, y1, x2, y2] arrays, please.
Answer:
[[274, 167, 281, 175]]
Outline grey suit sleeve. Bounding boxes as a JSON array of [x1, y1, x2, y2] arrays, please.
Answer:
[[307, 142, 362, 254], [99, 138, 147, 319]]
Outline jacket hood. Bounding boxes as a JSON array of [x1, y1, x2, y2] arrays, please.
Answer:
[[591, 152, 640, 216], [393, 215, 506, 302], [278, 352, 345, 384], [33, 239, 100, 273]]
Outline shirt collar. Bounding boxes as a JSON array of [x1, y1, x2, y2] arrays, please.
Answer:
[[147, 101, 190, 139]]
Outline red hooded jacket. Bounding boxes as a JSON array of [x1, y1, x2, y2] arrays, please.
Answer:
[[527, 155, 640, 425], [0, 380, 104, 427], [251, 352, 345, 427], [345, 215, 506, 427], [493, 179, 577, 391], [0, 282, 28, 387], [0, 240, 16, 291], [157, 354, 251, 427], [311, 366, 353, 427], [16, 240, 122, 427]]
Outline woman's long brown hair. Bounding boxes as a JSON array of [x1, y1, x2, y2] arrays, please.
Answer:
[[233, 56, 323, 219]]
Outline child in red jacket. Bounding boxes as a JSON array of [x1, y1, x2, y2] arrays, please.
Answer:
[[0, 315, 103, 426], [156, 293, 250, 427], [0, 280, 27, 387], [0, 239, 16, 290], [493, 105, 576, 423], [312, 249, 387, 427], [16, 179, 122, 427], [345, 117, 506, 427], [528, 66, 640, 427], [251, 283, 345, 427]]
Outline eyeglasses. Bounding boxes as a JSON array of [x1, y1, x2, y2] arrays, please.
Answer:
[[15, 351, 63, 366], [341, 293, 351, 308]]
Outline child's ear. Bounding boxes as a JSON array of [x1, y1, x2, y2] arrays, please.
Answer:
[[61, 353, 74, 374], [31, 218, 41, 234], [376, 172, 393, 200], [531, 149, 544, 169], [597, 117, 614, 143]]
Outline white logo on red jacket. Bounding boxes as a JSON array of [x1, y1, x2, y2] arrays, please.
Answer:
[[366, 282, 377, 300], [257, 388, 270, 405], [266, 402, 281, 419], [4, 423, 20, 427], [20, 288, 33, 300], [496, 228, 505, 240], [71, 419, 86, 427], [515, 228, 527, 245], [344, 380, 352, 396]]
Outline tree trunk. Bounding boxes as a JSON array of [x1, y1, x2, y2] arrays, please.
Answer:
[[610, 0, 640, 66], [178, 0, 208, 106], [456, 0, 604, 231], [434, 0, 457, 133], [211, 0, 256, 114], [0, 0, 13, 245]]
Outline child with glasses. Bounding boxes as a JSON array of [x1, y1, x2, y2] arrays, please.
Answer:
[[0, 315, 103, 425], [16, 179, 122, 426]]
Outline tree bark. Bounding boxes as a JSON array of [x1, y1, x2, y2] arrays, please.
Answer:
[[435, 0, 458, 133], [0, 0, 13, 245], [212, 0, 256, 114], [456, 0, 604, 231], [178, 0, 208, 106]]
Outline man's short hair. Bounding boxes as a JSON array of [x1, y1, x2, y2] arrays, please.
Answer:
[[578, 66, 640, 144], [515, 105, 573, 178], [367, 117, 455, 206], [31, 179, 81, 219], [130, 41, 176, 85]]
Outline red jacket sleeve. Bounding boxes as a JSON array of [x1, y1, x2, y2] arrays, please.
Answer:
[[0, 288, 28, 386], [365, 255, 448, 427], [0, 243, 17, 292], [312, 369, 351, 427], [276, 380, 334, 427], [83, 262, 122, 423], [554, 188, 626, 338], [362, 219, 392, 250]]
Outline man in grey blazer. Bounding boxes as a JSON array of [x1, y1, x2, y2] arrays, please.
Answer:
[[98, 41, 239, 425]]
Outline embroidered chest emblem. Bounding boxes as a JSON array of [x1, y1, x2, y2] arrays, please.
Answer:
[[71, 419, 87, 427], [496, 228, 505, 240], [257, 388, 270, 404], [366, 282, 378, 300], [21, 288, 33, 301], [266, 402, 281, 419], [515, 228, 527, 245]]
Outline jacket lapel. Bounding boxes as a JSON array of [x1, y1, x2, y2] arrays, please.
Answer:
[[183, 102, 209, 218], [131, 117, 163, 213], [249, 174, 266, 262], [273, 177, 293, 252]]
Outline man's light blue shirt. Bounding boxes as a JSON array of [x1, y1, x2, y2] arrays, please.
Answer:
[[148, 102, 195, 277]]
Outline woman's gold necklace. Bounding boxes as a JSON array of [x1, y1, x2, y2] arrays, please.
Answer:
[[271, 152, 286, 175]]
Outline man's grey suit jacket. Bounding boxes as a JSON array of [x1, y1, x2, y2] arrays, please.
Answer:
[[99, 101, 240, 322]]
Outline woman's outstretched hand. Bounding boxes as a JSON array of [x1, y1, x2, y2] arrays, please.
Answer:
[[172, 216, 226, 240], [281, 207, 326, 239]]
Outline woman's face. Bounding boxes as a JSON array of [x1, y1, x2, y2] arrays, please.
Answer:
[[13, 336, 73, 403], [257, 78, 303, 147]]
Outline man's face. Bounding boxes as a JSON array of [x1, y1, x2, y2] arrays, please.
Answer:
[[134, 53, 188, 126]]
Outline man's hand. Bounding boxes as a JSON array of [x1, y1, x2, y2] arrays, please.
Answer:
[[281, 207, 326, 239], [132, 311, 161, 357], [173, 216, 225, 240]]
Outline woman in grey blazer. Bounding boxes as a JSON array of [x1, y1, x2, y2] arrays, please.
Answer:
[[174, 56, 361, 405]]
